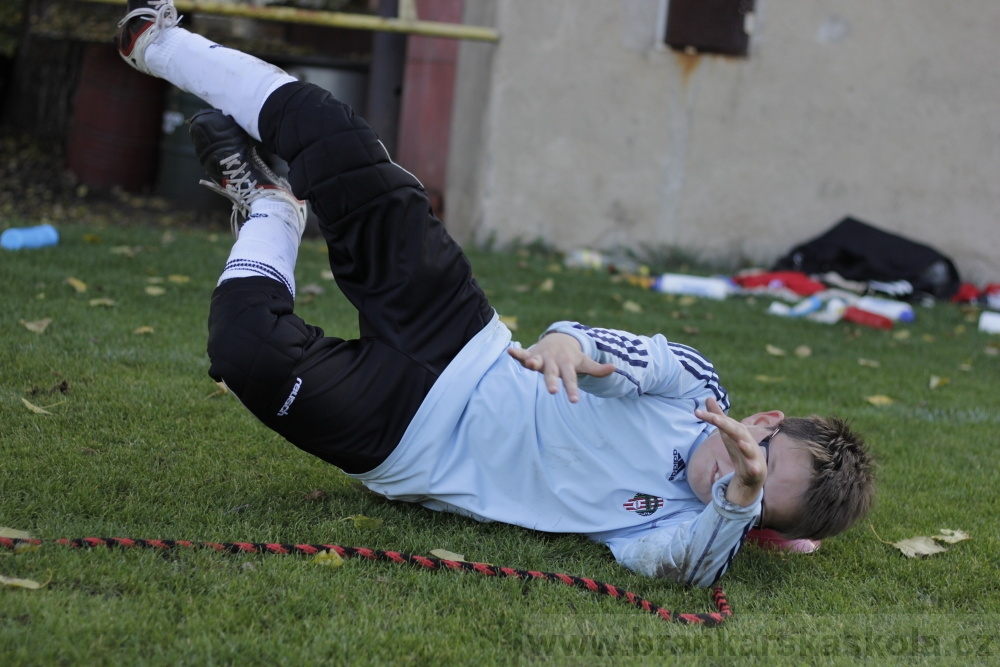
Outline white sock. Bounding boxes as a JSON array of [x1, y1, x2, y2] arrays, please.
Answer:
[[144, 28, 296, 141], [217, 198, 303, 299]]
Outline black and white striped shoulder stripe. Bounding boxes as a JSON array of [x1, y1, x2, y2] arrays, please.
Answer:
[[572, 323, 649, 368], [668, 342, 729, 410]]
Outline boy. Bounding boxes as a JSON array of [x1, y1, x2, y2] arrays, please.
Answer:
[[117, 1, 874, 587]]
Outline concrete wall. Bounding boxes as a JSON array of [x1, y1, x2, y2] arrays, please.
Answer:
[[446, 0, 1000, 282]]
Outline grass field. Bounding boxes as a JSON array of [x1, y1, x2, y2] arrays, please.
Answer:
[[2, 220, 998, 665]]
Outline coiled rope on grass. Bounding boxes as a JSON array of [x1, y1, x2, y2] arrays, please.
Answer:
[[1, 536, 732, 626]]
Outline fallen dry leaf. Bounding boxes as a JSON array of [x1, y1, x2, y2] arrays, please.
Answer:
[[921, 334, 935, 343], [985, 345, 999, 357], [167, 275, 190, 284], [88, 298, 117, 308], [65, 277, 87, 293], [303, 489, 327, 501], [19, 318, 51, 334], [0, 528, 33, 540], [311, 550, 344, 568], [858, 358, 880, 368], [928, 375, 949, 390], [429, 548, 466, 562], [320, 269, 334, 281], [109, 245, 140, 257], [622, 300, 643, 314], [682, 326, 699, 335], [83, 233, 101, 243], [794, 345, 812, 358], [343, 515, 383, 529], [132, 326, 155, 335], [537, 278, 554, 292], [21, 398, 52, 415], [892, 330, 911, 340], [893, 536, 948, 558], [145, 286, 166, 296], [299, 283, 324, 296], [765, 344, 786, 357], [677, 296, 697, 307], [754, 375, 786, 383], [0, 573, 50, 590], [933, 528, 970, 544], [865, 395, 894, 406], [499, 315, 518, 331], [146, 276, 165, 284]]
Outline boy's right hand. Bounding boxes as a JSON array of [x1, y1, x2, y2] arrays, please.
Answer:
[[508, 333, 615, 403]]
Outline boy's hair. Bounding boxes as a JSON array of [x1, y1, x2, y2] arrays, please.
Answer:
[[778, 416, 876, 540]]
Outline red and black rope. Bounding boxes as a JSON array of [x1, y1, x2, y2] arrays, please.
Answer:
[[1, 536, 732, 627]]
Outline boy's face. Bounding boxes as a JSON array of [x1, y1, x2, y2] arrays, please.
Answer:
[[687, 412, 813, 532]]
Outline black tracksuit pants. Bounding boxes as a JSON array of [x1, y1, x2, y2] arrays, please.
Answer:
[[206, 81, 493, 474]]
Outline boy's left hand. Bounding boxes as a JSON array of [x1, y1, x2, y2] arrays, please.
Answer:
[[508, 332, 615, 403], [695, 398, 768, 508]]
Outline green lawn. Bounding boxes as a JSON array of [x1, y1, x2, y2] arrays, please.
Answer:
[[1, 221, 998, 665]]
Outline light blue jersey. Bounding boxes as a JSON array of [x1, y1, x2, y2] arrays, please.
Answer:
[[352, 314, 762, 587]]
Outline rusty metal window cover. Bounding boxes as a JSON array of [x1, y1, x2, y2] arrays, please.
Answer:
[[664, 0, 755, 57]]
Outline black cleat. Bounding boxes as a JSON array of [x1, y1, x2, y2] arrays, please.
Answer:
[[189, 109, 307, 237], [117, 0, 181, 75]]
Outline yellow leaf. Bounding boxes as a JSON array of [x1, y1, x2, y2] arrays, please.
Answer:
[[953, 325, 966, 335], [0, 573, 50, 590], [892, 330, 911, 340], [958, 363, 972, 372], [345, 515, 383, 529], [19, 318, 51, 334], [65, 277, 87, 293], [146, 276, 165, 284], [754, 375, 786, 383], [892, 536, 947, 558], [794, 345, 812, 358], [145, 286, 166, 296], [865, 395, 894, 406], [928, 375, 949, 390], [109, 245, 140, 257], [985, 345, 999, 357], [765, 344, 786, 357], [933, 529, 970, 544], [499, 315, 518, 331], [132, 326, 155, 335], [88, 298, 117, 307], [537, 278, 554, 292], [429, 549, 466, 562], [622, 300, 643, 314], [311, 550, 344, 568], [677, 296, 697, 307], [82, 233, 102, 243], [320, 269, 334, 281], [858, 358, 880, 368], [0, 528, 33, 540], [21, 398, 52, 415], [921, 334, 935, 343], [167, 275, 190, 284]]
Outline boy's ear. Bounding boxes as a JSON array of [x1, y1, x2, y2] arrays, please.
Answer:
[[741, 410, 784, 427]]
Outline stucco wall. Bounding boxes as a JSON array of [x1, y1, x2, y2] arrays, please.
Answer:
[[447, 0, 1000, 282]]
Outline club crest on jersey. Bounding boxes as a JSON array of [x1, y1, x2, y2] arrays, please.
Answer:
[[623, 493, 664, 516], [668, 449, 687, 481]]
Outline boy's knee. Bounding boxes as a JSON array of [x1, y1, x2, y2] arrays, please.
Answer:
[[207, 278, 312, 410]]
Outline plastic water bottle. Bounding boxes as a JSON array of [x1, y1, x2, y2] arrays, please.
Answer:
[[843, 306, 894, 330], [856, 296, 915, 323], [1, 224, 59, 250], [652, 273, 732, 300]]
